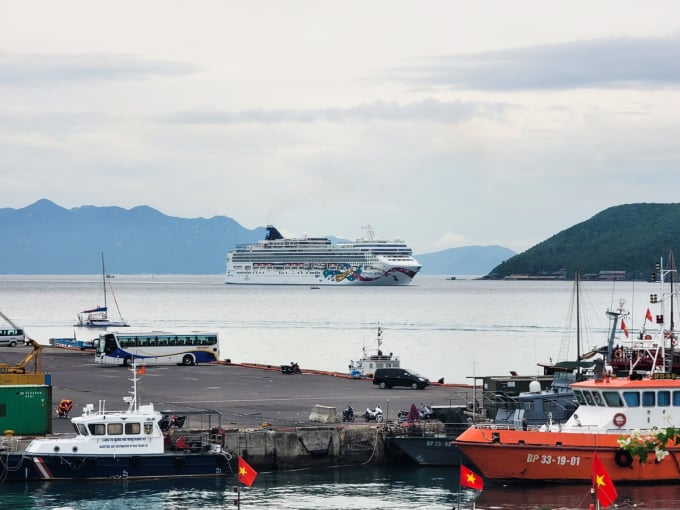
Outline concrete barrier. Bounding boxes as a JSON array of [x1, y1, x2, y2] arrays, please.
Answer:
[[308, 404, 337, 423]]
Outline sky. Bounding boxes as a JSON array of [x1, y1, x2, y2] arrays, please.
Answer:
[[2, 1, 680, 254]]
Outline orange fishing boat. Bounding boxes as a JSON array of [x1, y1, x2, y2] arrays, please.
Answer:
[[456, 255, 680, 483], [455, 374, 680, 483]]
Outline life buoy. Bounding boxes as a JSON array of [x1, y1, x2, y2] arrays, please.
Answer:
[[614, 348, 624, 361], [613, 413, 627, 427], [644, 334, 652, 340], [615, 448, 634, 467]]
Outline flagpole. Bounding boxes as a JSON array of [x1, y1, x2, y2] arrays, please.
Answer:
[[457, 474, 461, 510]]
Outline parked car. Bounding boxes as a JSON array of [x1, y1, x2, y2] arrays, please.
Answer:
[[372, 368, 430, 390]]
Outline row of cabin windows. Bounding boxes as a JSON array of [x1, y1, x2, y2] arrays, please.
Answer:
[[117, 335, 218, 348], [575, 389, 680, 408], [86, 422, 150, 435]]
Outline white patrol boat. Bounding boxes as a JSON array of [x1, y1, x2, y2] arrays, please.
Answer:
[[0, 366, 233, 481]]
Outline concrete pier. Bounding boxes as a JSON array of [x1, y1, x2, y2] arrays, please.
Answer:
[[1, 347, 474, 471]]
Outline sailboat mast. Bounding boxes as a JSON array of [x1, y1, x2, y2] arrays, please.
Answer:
[[576, 271, 581, 379], [101, 253, 107, 309], [669, 251, 675, 373]]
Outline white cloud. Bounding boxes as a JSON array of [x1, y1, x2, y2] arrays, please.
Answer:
[[1, 1, 680, 254]]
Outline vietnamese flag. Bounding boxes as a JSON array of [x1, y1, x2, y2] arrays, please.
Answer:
[[460, 465, 484, 490], [646, 308, 654, 323], [621, 320, 629, 338], [592, 454, 617, 508], [238, 456, 258, 487]]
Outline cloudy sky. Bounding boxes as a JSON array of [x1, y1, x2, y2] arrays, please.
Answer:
[[2, 1, 680, 254]]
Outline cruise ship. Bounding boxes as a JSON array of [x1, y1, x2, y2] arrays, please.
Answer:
[[225, 226, 422, 285]]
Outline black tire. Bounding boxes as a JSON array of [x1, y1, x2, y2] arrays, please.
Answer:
[[182, 354, 194, 366], [411, 382, 418, 390], [379, 382, 387, 389], [9, 340, 17, 347], [376, 415, 384, 423], [123, 356, 133, 367], [615, 449, 634, 467]]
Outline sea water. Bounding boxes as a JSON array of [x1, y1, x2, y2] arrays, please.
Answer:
[[0, 274, 677, 509]]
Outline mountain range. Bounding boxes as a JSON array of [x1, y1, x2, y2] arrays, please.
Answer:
[[0, 200, 513, 275]]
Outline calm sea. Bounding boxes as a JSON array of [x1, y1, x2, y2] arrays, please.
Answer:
[[0, 274, 677, 509]]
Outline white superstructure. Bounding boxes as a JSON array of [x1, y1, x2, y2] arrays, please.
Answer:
[[225, 225, 421, 285]]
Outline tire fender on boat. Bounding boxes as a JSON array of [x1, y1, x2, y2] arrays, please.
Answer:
[[614, 348, 624, 361], [615, 448, 634, 467], [613, 413, 627, 428]]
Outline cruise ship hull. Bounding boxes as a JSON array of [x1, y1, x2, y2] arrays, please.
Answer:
[[225, 263, 420, 285]]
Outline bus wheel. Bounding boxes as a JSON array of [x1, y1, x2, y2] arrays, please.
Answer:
[[182, 355, 194, 366], [123, 356, 132, 367]]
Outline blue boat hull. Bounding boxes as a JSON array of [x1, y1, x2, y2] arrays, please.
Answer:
[[1, 452, 234, 481]]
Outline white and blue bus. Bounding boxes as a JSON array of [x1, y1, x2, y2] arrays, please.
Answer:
[[94, 331, 220, 366]]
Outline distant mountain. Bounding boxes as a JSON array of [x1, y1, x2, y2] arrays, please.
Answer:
[[489, 203, 680, 280], [0, 199, 264, 274], [0, 200, 515, 275], [416, 246, 516, 276]]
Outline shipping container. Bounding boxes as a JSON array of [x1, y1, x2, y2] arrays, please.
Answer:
[[0, 385, 52, 435]]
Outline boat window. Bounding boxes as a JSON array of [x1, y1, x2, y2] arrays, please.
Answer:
[[673, 391, 680, 406], [658, 391, 671, 407], [75, 423, 89, 435], [602, 391, 623, 407], [125, 422, 141, 435], [144, 423, 153, 435], [623, 391, 640, 407], [108, 423, 123, 435], [592, 392, 605, 406], [88, 423, 106, 435], [642, 391, 655, 407], [583, 391, 595, 406], [574, 390, 586, 405]]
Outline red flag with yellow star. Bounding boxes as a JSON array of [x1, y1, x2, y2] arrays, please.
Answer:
[[460, 464, 484, 490], [238, 456, 257, 487], [592, 454, 617, 507]]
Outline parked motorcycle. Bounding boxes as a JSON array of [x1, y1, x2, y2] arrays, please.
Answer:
[[419, 403, 433, 421], [342, 405, 356, 422], [281, 362, 301, 374], [396, 403, 433, 423], [364, 405, 384, 422]]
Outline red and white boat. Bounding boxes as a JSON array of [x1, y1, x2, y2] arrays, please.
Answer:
[[455, 255, 680, 483], [455, 373, 680, 483]]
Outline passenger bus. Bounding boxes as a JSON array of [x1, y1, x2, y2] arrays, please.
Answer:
[[94, 331, 220, 366], [0, 327, 25, 347]]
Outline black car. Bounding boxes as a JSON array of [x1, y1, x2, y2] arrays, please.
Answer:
[[372, 368, 430, 390]]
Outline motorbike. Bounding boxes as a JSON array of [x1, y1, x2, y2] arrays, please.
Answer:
[[281, 362, 301, 374], [364, 405, 384, 422], [342, 405, 356, 422], [419, 403, 433, 421], [396, 403, 433, 423], [159, 414, 187, 432]]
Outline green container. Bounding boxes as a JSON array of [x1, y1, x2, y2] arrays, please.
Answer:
[[0, 385, 52, 435]]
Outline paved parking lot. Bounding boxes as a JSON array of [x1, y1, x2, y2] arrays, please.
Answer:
[[2, 347, 476, 433]]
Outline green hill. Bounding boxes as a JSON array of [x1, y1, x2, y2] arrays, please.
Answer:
[[488, 203, 680, 280]]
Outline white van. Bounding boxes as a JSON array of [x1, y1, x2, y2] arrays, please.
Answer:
[[0, 328, 25, 347]]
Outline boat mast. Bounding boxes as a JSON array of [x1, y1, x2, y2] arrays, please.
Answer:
[[576, 271, 582, 380], [668, 251, 676, 373], [101, 252, 107, 309]]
